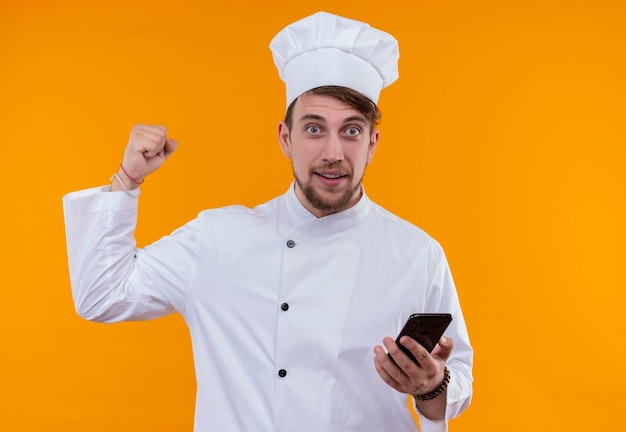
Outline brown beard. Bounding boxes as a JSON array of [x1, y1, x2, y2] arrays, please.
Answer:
[[294, 170, 363, 216]]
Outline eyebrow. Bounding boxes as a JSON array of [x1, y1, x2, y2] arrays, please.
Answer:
[[298, 114, 368, 126], [298, 114, 325, 123]]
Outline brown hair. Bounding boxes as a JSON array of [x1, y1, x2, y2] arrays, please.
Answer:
[[284, 86, 382, 131]]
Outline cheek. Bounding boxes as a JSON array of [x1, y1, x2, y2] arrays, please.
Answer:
[[289, 151, 308, 174], [291, 146, 314, 166], [366, 144, 376, 163], [356, 147, 373, 168]]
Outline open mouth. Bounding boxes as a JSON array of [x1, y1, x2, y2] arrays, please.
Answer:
[[315, 172, 348, 180]]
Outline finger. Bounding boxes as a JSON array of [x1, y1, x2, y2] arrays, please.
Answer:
[[398, 335, 431, 367], [373, 346, 404, 393], [142, 134, 168, 158], [134, 124, 167, 135], [154, 138, 177, 158], [383, 337, 422, 378], [129, 125, 168, 155], [163, 138, 178, 157], [375, 342, 407, 378], [130, 124, 166, 140], [127, 132, 164, 157], [431, 336, 454, 362]]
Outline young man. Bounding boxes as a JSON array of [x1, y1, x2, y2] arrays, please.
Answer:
[[64, 12, 472, 432]]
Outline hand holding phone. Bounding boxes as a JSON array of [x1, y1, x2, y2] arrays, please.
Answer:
[[389, 313, 452, 365]]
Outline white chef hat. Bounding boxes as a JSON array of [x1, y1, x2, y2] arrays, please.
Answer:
[[270, 11, 399, 109]]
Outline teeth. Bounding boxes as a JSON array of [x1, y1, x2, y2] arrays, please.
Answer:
[[319, 173, 344, 179]]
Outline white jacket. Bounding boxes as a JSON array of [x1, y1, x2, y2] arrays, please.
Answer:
[[63, 184, 473, 432]]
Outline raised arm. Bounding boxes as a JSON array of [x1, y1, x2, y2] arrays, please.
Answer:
[[63, 124, 192, 323]]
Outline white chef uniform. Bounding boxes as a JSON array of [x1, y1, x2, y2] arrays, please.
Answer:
[[63, 183, 472, 432], [63, 11, 473, 432]]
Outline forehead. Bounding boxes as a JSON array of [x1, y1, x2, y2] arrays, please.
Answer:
[[292, 93, 368, 125]]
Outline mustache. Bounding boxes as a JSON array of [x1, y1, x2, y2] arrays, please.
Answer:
[[311, 164, 351, 175]]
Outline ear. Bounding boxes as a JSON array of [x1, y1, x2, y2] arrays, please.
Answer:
[[366, 129, 380, 164], [278, 121, 292, 159]]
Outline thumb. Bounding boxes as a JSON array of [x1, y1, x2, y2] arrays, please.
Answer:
[[151, 138, 177, 160], [163, 138, 178, 157], [432, 336, 454, 362]]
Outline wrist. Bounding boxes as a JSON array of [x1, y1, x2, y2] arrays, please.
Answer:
[[110, 169, 139, 192], [413, 367, 450, 402], [119, 163, 144, 186]]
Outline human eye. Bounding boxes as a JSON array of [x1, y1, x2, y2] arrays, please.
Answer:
[[345, 126, 361, 137], [306, 125, 322, 135]]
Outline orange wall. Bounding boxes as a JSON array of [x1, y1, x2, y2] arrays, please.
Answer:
[[1, 1, 625, 431]]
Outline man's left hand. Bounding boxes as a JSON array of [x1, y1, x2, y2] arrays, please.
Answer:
[[373, 335, 453, 397]]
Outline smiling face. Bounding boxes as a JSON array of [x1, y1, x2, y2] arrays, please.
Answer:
[[278, 91, 379, 217]]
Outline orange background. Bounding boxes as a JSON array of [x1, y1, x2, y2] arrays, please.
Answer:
[[1, 0, 625, 431]]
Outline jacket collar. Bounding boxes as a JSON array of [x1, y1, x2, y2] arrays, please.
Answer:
[[283, 181, 371, 233]]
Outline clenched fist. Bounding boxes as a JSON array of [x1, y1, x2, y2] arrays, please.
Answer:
[[112, 124, 178, 191]]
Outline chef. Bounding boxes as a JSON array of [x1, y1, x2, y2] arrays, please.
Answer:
[[63, 11, 473, 432]]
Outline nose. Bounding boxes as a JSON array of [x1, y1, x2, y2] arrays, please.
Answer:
[[321, 134, 344, 163]]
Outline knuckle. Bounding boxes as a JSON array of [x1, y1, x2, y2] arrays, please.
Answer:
[[414, 350, 427, 361], [152, 124, 167, 135], [415, 378, 428, 389], [388, 368, 403, 381], [381, 375, 394, 385]]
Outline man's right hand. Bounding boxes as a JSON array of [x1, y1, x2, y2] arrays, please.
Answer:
[[112, 124, 178, 191]]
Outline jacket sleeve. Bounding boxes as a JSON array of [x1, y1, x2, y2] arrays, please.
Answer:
[[419, 242, 474, 432], [62, 186, 200, 323]]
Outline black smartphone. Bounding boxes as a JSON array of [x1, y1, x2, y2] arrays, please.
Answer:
[[389, 313, 452, 365]]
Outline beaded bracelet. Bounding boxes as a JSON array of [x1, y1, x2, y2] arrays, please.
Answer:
[[413, 367, 450, 401]]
